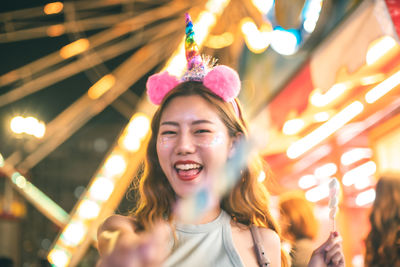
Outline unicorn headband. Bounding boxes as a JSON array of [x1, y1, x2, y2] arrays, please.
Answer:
[[146, 13, 241, 116]]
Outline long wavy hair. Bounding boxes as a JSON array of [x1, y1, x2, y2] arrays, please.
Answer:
[[364, 175, 400, 267], [279, 191, 318, 242], [130, 81, 289, 266]]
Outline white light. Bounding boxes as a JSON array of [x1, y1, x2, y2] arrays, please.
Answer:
[[33, 121, 46, 138], [305, 181, 330, 202], [303, 0, 323, 33], [10, 116, 25, 134], [314, 163, 337, 178], [365, 70, 400, 104], [342, 161, 376, 186], [104, 154, 126, 177], [270, 29, 298, 56], [24, 116, 40, 135], [89, 177, 114, 201], [354, 176, 371, 190], [77, 200, 101, 219], [48, 248, 70, 267], [287, 101, 364, 159], [341, 148, 372, 166], [251, 0, 274, 14], [366, 35, 397, 65], [258, 171, 266, 182], [283, 119, 305, 135], [314, 112, 330, 122], [0, 153, 4, 167], [298, 174, 318, 189], [355, 189, 375, 206], [61, 221, 87, 246]]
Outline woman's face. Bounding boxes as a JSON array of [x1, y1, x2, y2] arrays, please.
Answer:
[[156, 95, 234, 198]]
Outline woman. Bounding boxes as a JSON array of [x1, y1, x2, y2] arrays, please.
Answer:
[[96, 13, 344, 267], [364, 175, 400, 267], [279, 191, 319, 267]]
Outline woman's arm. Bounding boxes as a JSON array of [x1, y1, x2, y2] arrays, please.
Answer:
[[97, 215, 170, 267]]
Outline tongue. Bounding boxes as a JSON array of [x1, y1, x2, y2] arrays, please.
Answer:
[[178, 168, 201, 177]]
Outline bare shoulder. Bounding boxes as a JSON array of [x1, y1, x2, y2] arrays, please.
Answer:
[[258, 227, 280, 245]]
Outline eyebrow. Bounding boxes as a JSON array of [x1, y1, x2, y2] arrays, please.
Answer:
[[160, 120, 214, 126]]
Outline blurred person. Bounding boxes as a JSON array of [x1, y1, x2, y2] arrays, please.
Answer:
[[96, 13, 345, 267], [279, 191, 319, 267], [364, 175, 400, 267]]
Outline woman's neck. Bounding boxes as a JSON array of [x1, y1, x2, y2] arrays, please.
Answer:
[[175, 201, 222, 225]]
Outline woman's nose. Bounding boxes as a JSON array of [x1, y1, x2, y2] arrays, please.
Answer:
[[174, 133, 196, 155]]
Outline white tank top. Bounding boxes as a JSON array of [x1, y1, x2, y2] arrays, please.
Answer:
[[163, 210, 245, 267]]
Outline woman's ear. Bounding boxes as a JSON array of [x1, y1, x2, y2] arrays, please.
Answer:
[[228, 133, 244, 158]]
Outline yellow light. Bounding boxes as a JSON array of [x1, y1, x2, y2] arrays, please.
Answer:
[[282, 118, 305, 135], [241, 18, 271, 54], [205, 32, 234, 49], [60, 39, 90, 59], [44, 2, 64, 15], [77, 200, 101, 219], [310, 83, 350, 107], [127, 115, 150, 140], [365, 70, 400, 104], [47, 24, 65, 37], [287, 101, 364, 159], [355, 189, 375, 206], [314, 163, 337, 178], [305, 181, 330, 202], [48, 247, 70, 267], [340, 148, 372, 166], [88, 74, 116, 99], [314, 112, 330, 122], [205, 0, 230, 15], [366, 35, 397, 65], [122, 137, 141, 152], [104, 154, 127, 177], [25, 116, 39, 136], [342, 161, 376, 186], [257, 171, 266, 182], [89, 177, 114, 201], [298, 174, 317, 189], [61, 221, 87, 246], [10, 116, 25, 134], [360, 73, 385, 86]]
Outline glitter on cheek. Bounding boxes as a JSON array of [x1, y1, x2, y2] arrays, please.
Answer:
[[197, 132, 226, 147]]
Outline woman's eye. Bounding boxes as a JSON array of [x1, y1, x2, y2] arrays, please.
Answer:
[[195, 129, 211, 134], [161, 131, 176, 135]]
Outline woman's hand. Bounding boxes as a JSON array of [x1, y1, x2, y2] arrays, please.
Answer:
[[308, 231, 345, 267], [97, 216, 170, 267]]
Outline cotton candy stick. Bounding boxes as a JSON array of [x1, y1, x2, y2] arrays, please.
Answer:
[[328, 178, 339, 232]]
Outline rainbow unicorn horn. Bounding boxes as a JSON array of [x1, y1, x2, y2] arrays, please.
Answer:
[[185, 13, 204, 72]]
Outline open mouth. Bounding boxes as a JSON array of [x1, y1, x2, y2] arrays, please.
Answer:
[[174, 163, 203, 181]]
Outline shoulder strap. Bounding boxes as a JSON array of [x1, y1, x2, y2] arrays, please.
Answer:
[[250, 225, 271, 267]]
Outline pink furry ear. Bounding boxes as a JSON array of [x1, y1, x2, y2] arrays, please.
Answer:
[[146, 71, 180, 105], [203, 65, 241, 102]]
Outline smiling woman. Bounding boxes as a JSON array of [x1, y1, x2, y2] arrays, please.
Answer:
[[96, 13, 345, 267]]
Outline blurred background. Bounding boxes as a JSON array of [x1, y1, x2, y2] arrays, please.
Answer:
[[0, 0, 399, 266]]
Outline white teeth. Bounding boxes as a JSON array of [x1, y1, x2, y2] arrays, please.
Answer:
[[175, 163, 201, 170]]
